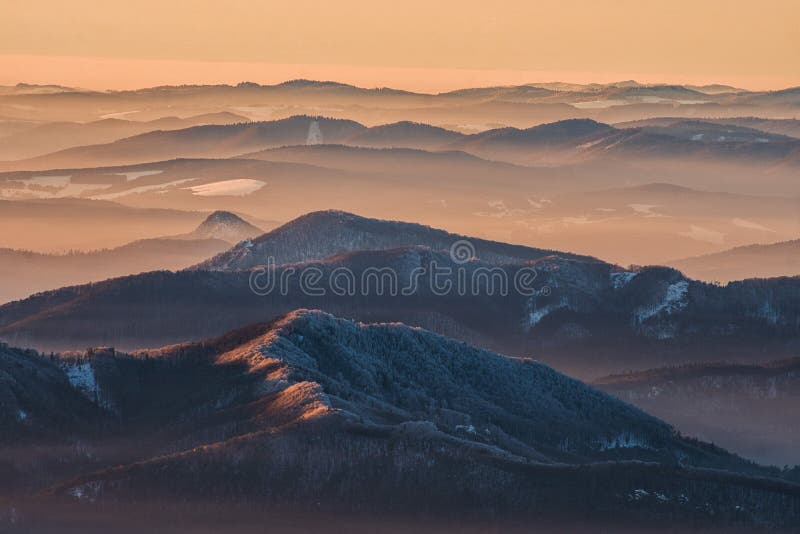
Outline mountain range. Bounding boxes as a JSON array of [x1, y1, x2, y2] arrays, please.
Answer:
[[668, 239, 800, 283], [195, 209, 594, 270], [0, 111, 248, 161], [596, 357, 800, 467], [2, 80, 798, 127], [2, 77, 800, 530], [1, 211, 798, 380], [4, 115, 799, 172], [2, 310, 799, 529], [0, 210, 262, 303]]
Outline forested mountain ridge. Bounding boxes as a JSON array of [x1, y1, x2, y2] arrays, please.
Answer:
[[596, 357, 800, 466], [3, 310, 799, 527], [193, 209, 596, 271], [2, 238, 799, 378]]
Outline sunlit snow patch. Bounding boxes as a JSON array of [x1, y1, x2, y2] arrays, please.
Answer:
[[187, 179, 266, 197], [92, 179, 195, 200], [99, 110, 139, 119]]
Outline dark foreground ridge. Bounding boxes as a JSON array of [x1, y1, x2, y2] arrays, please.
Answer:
[[1, 311, 799, 528]]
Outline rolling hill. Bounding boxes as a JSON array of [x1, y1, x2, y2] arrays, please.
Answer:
[[3, 311, 798, 528], [0, 211, 262, 303], [194, 209, 595, 271], [668, 239, 800, 282], [596, 357, 800, 466], [5, 115, 800, 173], [0, 112, 249, 160], [1, 211, 799, 379]]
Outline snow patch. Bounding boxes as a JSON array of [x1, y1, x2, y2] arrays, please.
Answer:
[[600, 432, 650, 450], [99, 110, 139, 119], [572, 99, 628, 109], [576, 138, 606, 150], [679, 225, 725, 245], [63, 363, 98, 400], [187, 179, 266, 197], [528, 299, 569, 328], [92, 179, 195, 200], [611, 271, 637, 289], [628, 204, 660, 217], [306, 120, 323, 145], [635, 280, 689, 323]]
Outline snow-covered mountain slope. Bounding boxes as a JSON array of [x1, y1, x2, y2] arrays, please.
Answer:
[[19, 310, 800, 527], [0, 343, 105, 443]]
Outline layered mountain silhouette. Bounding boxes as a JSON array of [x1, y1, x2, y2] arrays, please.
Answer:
[[668, 239, 800, 282], [0, 210, 261, 303], [4, 311, 799, 528], [4, 77, 800, 530], [0, 112, 249, 160], [0, 197, 213, 252], [4, 81, 798, 127], [1, 116, 367, 170], [617, 117, 800, 139], [2, 211, 798, 379], [596, 357, 800, 467], [5, 115, 800, 171], [194, 209, 595, 271]]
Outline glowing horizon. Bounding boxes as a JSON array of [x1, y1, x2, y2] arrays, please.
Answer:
[[1, 54, 799, 93], [1, 0, 798, 92]]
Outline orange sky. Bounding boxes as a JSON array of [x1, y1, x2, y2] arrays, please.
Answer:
[[1, 0, 798, 91]]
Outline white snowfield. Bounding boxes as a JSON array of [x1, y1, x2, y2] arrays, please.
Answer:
[[92, 178, 194, 200], [187, 179, 266, 197], [0, 175, 113, 199], [62, 362, 98, 400]]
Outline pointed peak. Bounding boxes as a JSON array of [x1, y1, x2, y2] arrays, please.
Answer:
[[202, 210, 248, 224], [191, 211, 263, 243]]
